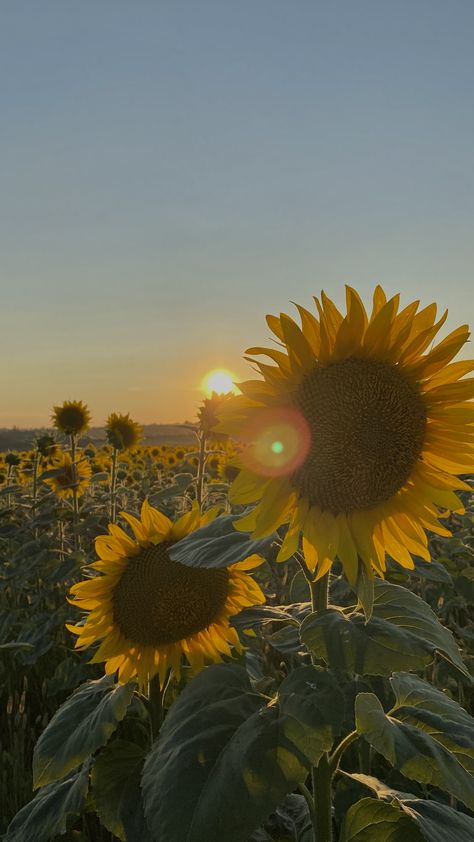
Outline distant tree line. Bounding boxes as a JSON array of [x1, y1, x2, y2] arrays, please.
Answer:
[[0, 424, 196, 451]]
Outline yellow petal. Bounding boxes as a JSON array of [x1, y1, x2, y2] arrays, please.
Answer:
[[423, 358, 474, 389], [252, 479, 295, 538], [143, 499, 173, 537], [276, 498, 309, 562], [228, 470, 271, 504], [295, 303, 321, 355], [119, 511, 148, 543], [266, 313, 285, 341], [279, 313, 315, 373], [171, 501, 201, 540], [370, 285, 387, 319], [335, 513, 358, 585]]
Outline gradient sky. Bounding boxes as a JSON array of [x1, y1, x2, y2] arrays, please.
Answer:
[[1, 1, 473, 427]]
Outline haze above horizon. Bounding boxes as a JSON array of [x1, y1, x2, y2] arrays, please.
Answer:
[[1, 1, 474, 427]]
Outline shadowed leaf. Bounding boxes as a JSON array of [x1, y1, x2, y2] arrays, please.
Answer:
[[33, 674, 134, 788], [355, 693, 474, 809]]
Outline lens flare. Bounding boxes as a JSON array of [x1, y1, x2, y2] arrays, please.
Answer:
[[240, 407, 311, 477]]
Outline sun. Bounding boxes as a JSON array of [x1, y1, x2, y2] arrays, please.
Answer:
[[202, 368, 238, 396]]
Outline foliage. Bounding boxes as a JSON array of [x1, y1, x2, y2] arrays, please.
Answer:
[[1, 437, 474, 841]]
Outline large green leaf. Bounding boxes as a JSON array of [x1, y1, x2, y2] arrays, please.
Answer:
[[278, 666, 344, 764], [141, 663, 316, 842], [91, 740, 153, 842], [349, 774, 474, 842], [355, 693, 474, 809], [342, 797, 422, 841], [5, 762, 90, 842], [33, 674, 135, 788], [390, 672, 474, 774], [301, 580, 467, 677]]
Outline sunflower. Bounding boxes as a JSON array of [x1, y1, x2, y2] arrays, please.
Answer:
[[67, 500, 265, 689], [5, 452, 21, 467], [52, 400, 91, 436], [218, 285, 473, 584], [35, 434, 59, 459], [198, 392, 233, 439], [44, 450, 92, 498], [105, 412, 142, 450]]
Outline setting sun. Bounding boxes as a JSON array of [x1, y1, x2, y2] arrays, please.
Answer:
[[201, 368, 238, 396]]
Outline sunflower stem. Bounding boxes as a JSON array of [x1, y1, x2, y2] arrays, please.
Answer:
[[32, 449, 40, 541], [294, 549, 314, 583], [328, 730, 358, 777], [110, 447, 118, 524], [149, 674, 164, 741], [70, 433, 79, 551], [299, 781, 316, 823], [196, 431, 207, 511], [308, 572, 333, 842], [309, 572, 329, 614]]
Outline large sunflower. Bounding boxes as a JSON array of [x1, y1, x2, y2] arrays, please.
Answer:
[[218, 285, 473, 583], [67, 500, 265, 689]]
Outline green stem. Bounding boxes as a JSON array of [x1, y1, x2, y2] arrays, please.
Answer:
[[308, 572, 333, 841], [148, 674, 164, 742], [294, 549, 314, 583], [299, 780, 315, 823], [329, 730, 358, 776], [312, 758, 332, 842], [32, 451, 39, 504], [196, 431, 207, 511], [32, 451, 39, 540], [110, 447, 118, 523], [70, 434, 79, 551], [309, 572, 329, 614], [6, 465, 12, 509]]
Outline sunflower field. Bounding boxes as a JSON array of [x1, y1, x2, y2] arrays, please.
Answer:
[[1, 286, 474, 842]]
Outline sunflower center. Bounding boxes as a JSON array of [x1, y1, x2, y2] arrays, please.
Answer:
[[112, 542, 230, 646], [291, 357, 426, 514]]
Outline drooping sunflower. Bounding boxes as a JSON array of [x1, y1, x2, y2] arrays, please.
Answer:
[[52, 400, 91, 436], [105, 412, 142, 451], [218, 285, 473, 583], [44, 450, 92, 498], [67, 500, 265, 689]]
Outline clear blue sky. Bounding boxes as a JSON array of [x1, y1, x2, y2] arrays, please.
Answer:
[[1, 1, 473, 426]]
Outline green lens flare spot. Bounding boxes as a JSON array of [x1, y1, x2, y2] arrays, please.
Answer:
[[271, 440, 284, 454]]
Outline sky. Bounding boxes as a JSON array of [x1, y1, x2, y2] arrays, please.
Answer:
[[1, 1, 473, 427]]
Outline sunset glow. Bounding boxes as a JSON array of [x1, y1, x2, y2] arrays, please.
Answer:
[[202, 369, 238, 396]]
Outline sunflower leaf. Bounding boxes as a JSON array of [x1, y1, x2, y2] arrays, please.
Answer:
[[341, 797, 422, 842], [168, 512, 273, 568], [4, 761, 90, 842], [148, 472, 194, 503], [141, 663, 339, 842], [301, 580, 468, 678], [347, 774, 474, 842], [355, 692, 474, 809], [91, 739, 153, 842], [278, 665, 345, 763], [33, 674, 135, 789], [389, 672, 474, 774]]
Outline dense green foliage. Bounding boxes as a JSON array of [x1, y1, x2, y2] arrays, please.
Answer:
[[1, 442, 473, 841]]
